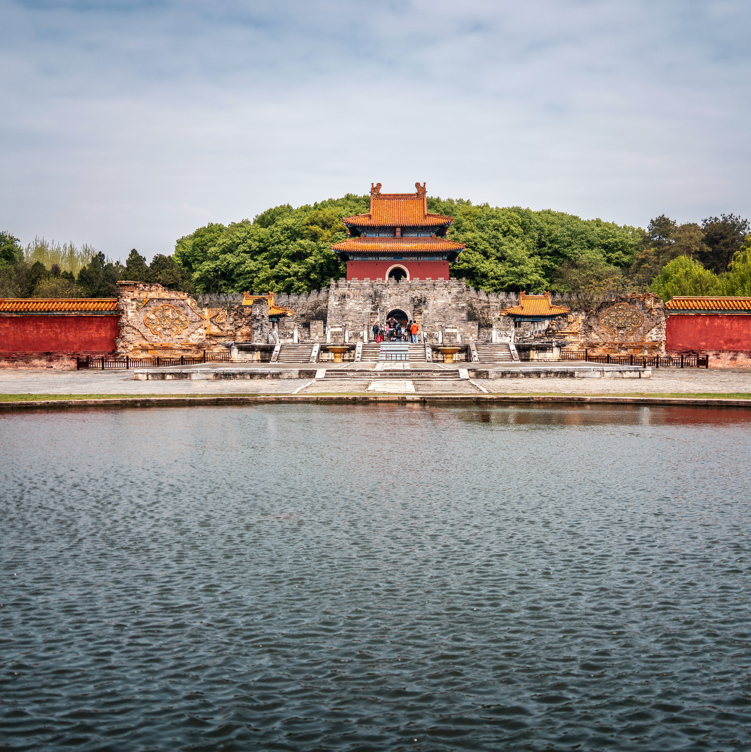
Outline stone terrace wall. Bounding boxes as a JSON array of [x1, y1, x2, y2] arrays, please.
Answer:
[[117, 282, 271, 357], [117, 282, 668, 355], [324, 278, 515, 344], [549, 293, 666, 355]]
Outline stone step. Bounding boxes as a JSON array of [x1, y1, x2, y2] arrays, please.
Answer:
[[359, 343, 429, 362], [324, 369, 460, 379], [277, 345, 315, 362], [476, 344, 514, 362]]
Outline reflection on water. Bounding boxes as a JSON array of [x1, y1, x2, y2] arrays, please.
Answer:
[[2, 405, 751, 751]]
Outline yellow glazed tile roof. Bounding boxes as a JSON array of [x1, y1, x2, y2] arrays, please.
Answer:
[[665, 296, 751, 311], [502, 292, 570, 317], [0, 298, 119, 313], [242, 292, 293, 316], [343, 182, 452, 227], [332, 237, 464, 252]]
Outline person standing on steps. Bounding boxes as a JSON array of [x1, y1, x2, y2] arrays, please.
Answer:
[[410, 320, 419, 343], [372, 322, 379, 343]]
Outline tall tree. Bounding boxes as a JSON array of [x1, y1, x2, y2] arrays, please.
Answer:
[[629, 219, 708, 288], [720, 236, 751, 296], [699, 214, 750, 273], [650, 256, 722, 300], [77, 252, 123, 297], [0, 231, 23, 266], [645, 214, 677, 248], [123, 249, 150, 281], [149, 254, 194, 294], [174, 223, 227, 275]]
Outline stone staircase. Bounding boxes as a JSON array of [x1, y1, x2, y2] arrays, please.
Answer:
[[359, 344, 382, 362], [323, 368, 461, 380], [275, 344, 317, 363], [475, 343, 517, 363], [359, 342, 429, 362]]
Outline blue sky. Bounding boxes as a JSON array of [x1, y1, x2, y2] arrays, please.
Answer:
[[1, 0, 749, 261]]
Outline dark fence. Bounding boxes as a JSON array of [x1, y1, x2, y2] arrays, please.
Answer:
[[382, 352, 409, 361], [78, 352, 232, 370], [560, 351, 709, 368]]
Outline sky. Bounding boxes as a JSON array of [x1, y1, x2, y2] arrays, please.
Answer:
[[1, 0, 750, 262]]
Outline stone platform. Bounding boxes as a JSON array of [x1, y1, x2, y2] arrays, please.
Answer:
[[132, 362, 650, 381]]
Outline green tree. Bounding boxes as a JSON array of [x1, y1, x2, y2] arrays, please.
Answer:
[[26, 261, 49, 297], [699, 214, 750, 273], [149, 254, 194, 294], [645, 214, 677, 248], [0, 232, 24, 267], [174, 222, 227, 275], [557, 256, 626, 304], [650, 256, 722, 301], [629, 218, 708, 288], [31, 277, 84, 298], [123, 249, 150, 281], [77, 252, 124, 297], [24, 237, 97, 276], [720, 236, 751, 296], [189, 196, 366, 294]]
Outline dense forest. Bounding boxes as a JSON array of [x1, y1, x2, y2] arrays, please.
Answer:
[[0, 236, 192, 298], [2, 195, 748, 301]]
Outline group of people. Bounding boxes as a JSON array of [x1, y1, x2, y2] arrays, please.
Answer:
[[372, 317, 420, 343]]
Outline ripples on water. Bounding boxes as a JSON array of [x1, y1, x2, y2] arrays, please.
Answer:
[[2, 404, 751, 751]]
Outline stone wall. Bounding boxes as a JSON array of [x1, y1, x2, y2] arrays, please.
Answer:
[[324, 278, 514, 344], [118, 282, 237, 357], [117, 281, 667, 357], [549, 293, 666, 355]]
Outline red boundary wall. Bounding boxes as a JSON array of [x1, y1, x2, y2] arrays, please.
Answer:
[[0, 316, 119, 353], [666, 314, 751, 351], [347, 260, 449, 281]]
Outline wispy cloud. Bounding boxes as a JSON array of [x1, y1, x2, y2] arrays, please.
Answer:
[[1, 0, 749, 260]]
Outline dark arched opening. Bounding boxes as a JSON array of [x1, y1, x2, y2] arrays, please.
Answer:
[[388, 267, 407, 282], [386, 309, 409, 327]]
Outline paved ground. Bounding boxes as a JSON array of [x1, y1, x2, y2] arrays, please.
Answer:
[[1, 363, 750, 396]]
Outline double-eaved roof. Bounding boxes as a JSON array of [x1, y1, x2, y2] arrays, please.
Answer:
[[665, 296, 751, 312], [342, 182, 453, 228]]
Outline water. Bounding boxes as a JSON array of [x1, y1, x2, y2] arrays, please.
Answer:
[[2, 404, 751, 751]]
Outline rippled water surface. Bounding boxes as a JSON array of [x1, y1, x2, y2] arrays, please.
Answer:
[[2, 404, 751, 751]]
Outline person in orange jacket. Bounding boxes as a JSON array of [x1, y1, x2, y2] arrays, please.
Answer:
[[410, 321, 419, 343]]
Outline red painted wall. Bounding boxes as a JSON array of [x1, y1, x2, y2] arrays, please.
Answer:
[[0, 316, 119, 353], [347, 260, 449, 281], [666, 314, 751, 351]]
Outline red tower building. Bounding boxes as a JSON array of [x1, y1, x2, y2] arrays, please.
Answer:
[[332, 182, 464, 282]]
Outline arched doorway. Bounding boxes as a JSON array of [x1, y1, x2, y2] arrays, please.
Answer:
[[386, 309, 409, 327], [386, 264, 409, 282]]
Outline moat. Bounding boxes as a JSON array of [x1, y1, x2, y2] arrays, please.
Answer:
[[2, 405, 751, 750]]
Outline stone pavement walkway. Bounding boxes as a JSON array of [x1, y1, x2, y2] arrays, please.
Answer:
[[0, 366, 750, 396]]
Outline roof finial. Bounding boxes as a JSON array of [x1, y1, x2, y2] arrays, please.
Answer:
[[371, 182, 382, 195]]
